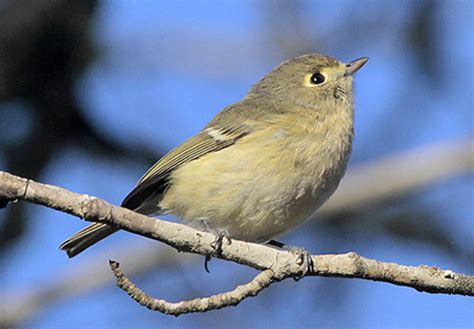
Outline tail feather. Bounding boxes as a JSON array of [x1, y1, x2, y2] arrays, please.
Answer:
[[59, 223, 118, 258], [60, 186, 164, 258]]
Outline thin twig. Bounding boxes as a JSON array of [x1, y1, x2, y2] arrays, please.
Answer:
[[109, 260, 275, 315]]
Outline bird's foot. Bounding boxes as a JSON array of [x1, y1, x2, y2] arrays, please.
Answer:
[[203, 228, 231, 273], [267, 240, 313, 281], [288, 246, 313, 280], [210, 229, 231, 253]]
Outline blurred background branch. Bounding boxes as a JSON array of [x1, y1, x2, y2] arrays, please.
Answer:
[[1, 245, 192, 328], [319, 138, 474, 216]]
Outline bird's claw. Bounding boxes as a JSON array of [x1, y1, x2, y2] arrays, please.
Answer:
[[289, 246, 313, 281], [204, 255, 212, 273], [267, 240, 313, 281], [210, 230, 231, 254], [203, 230, 231, 273]]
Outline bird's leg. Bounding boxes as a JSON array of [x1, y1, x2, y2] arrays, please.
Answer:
[[204, 230, 231, 273], [266, 240, 313, 280], [198, 220, 231, 273]]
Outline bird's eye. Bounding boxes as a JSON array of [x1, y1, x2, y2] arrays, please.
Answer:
[[310, 72, 326, 85]]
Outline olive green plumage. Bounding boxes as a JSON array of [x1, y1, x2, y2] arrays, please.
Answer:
[[60, 54, 368, 257]]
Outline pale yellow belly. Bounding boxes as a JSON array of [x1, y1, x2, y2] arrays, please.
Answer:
[[159, 127, 348, 243]]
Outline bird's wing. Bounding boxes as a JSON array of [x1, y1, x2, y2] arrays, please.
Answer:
[[121, 123, 254, 212]]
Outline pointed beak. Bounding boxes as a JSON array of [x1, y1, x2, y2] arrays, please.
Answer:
[[344, 57, 369, 76]]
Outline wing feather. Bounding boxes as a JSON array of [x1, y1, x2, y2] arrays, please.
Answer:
[[121, 124, 252, 211]]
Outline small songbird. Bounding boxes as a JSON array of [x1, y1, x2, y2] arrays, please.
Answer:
[[60, 54, 368, 258]]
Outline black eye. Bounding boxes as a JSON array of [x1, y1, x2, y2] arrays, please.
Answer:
[[310, 72, 325, 85]]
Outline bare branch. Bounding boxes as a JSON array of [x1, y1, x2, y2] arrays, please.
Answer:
[[1, 168, 473, 315], [310, 252, 473, 295], [110, 260, 275, 315], [106, 251, 473, 316]]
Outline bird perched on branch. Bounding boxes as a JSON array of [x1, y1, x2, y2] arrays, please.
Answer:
[[60, 54, 368, 258]]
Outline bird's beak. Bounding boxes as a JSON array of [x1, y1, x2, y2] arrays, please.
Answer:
[[344, 57, 369, 76]]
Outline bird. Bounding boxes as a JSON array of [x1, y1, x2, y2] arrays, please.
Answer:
[[60, 53, 368, 258]]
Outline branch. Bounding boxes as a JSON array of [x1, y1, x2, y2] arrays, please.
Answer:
[[110, 260, 275, 315], [1, 170, 473, 316]]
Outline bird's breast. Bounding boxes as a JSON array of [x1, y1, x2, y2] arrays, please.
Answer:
[[160, 110, 353, 242]]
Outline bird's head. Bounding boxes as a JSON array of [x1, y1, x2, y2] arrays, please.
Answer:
[[248, 54, 368, 112]]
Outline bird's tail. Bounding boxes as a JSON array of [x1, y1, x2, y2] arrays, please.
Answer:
[[60, 182, 164, 258], [59, 223, 118, 258]]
